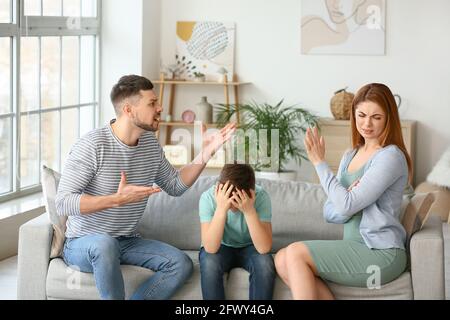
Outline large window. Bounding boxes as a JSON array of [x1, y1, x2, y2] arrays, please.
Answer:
[[0, 0, 100, 202]]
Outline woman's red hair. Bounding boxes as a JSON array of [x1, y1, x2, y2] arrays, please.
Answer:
[[350, 83, 413, 183]]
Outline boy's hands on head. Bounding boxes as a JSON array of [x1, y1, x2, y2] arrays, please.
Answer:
[[214, 181, 235, 212], [231, 189, 256, 215]]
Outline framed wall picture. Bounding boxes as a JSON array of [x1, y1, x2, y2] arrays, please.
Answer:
[[176, 21, 235, 82], [301, 0, 386, 55]]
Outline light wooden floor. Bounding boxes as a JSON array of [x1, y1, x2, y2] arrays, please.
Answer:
[[0, 256, 17, 300]]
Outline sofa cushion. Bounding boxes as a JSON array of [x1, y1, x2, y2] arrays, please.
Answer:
[[41, 165, 67, 259], [46, 252, 413, 300], [415, 182, 450, 222], [256, 178, 343, 251], [138, 176, 216, 251], [138, 176, 344, 252], [46, 251, 203, 300], [47, 258, 153, 300], [326, 272, 413, 300], [224, 267, 293, 299], [225, 266, 412, 300], [402, 192, 437, 248]]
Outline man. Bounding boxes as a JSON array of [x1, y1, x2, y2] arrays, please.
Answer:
[[55, 75, 235, 300]]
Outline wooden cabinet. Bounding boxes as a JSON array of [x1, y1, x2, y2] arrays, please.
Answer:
[[315, 118, 417, 183]]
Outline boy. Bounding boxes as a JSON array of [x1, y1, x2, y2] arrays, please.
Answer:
[[198, 164, 275, 300]]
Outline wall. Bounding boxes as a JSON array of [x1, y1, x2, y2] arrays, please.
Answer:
[[102, 0, 450, 184], [101, 0, 162, 124], [101, 0, 145, 124], [142, 0, 162, 81]]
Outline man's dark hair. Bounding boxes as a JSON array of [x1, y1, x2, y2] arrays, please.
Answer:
[[110, 75, 154, 114], [218, 164, 255, 197]]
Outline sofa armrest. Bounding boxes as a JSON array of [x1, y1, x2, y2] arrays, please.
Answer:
[[17, 213, 53, 300], [410, 215, 444, 300], [443, 223, 450, 300]]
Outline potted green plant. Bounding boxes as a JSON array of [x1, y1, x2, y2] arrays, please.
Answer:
[[193, 72, 205, 82], [215, 100, 319, 181]]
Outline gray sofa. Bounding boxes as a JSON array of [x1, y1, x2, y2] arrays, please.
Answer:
[[17, 176, 445, 300]]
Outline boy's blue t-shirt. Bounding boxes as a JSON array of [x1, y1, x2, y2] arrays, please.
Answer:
[[199, 184, 272, 248]]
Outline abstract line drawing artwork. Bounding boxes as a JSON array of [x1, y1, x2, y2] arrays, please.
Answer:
[[176, 21, 235, 81], [301, 0, 386, 55]]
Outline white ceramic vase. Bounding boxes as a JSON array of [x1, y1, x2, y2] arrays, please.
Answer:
[[193, 96, 213, 124]]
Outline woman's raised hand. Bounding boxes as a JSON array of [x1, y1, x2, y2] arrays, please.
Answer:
[[304, 126, 326, 166]]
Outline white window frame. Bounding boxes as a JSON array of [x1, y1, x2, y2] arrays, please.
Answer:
[[0, 0, 102, 203]]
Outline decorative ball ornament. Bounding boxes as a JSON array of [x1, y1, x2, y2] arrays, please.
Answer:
[[182, 110, 196, 123], [330, 88, 355, 120]]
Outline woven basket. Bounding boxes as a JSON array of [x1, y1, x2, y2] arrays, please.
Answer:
[[330, 89, 354, 120]]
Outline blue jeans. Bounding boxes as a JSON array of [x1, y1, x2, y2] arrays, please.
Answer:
[[62, 234, 193, 300], [199, 245, 275, 300]]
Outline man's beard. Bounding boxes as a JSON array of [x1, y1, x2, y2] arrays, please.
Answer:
[[132, 115, 159, 132]]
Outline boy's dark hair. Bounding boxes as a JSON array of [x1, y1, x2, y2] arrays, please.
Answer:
[[218, 164, 255, 197], [110, 75, 154, 114]]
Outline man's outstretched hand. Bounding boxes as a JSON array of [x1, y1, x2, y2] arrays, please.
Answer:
[[179, 122, 237, 188], [201, 122, 236, 163], [115, 171, 161, 206]]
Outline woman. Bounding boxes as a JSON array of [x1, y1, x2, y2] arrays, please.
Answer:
[[274, 83, 413, 300]]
